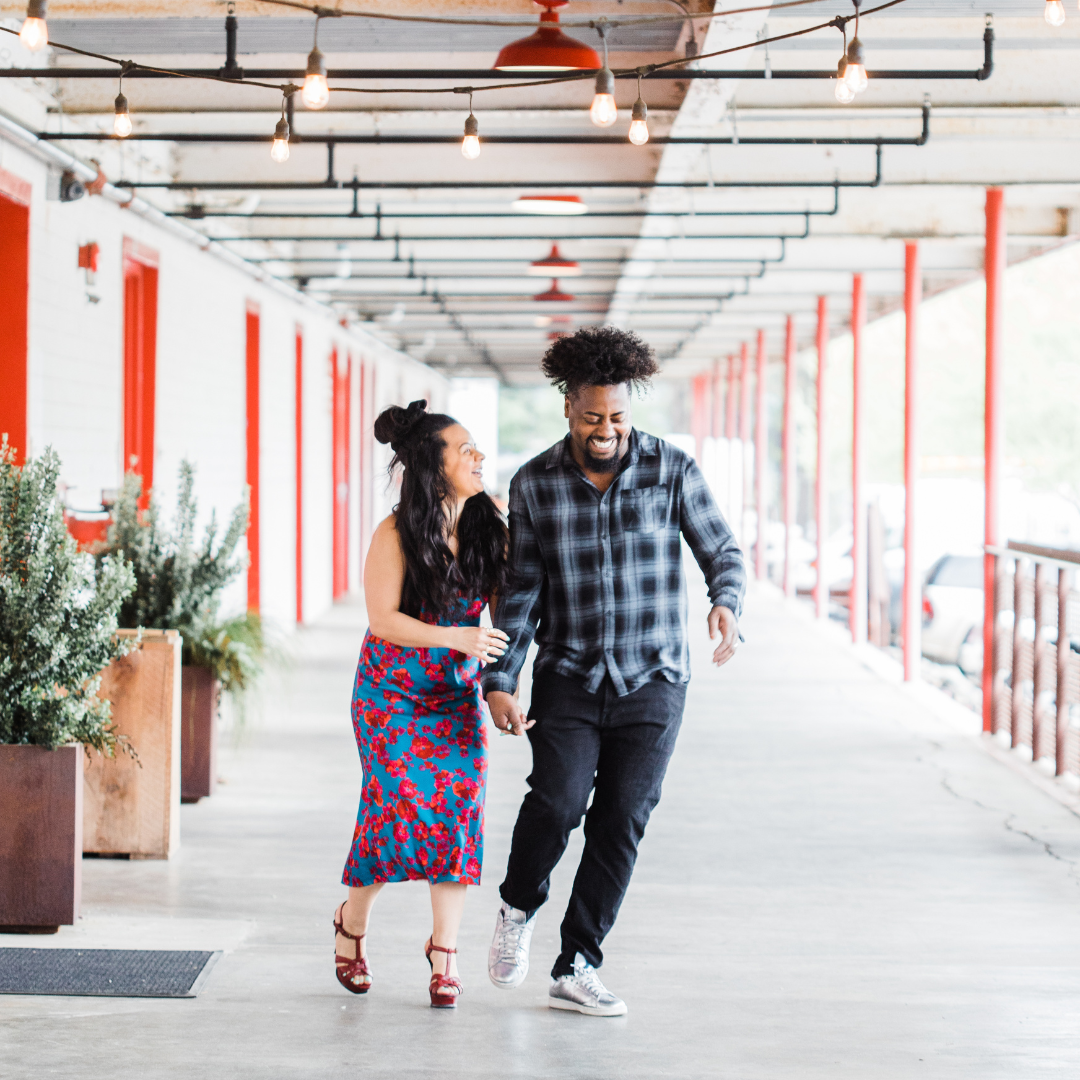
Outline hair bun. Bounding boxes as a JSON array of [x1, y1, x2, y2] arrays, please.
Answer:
[[373, 399, 429, 451]]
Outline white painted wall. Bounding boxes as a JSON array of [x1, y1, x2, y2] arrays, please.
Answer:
[[447, 377, 500, 492], [1, 133, 447, 633]]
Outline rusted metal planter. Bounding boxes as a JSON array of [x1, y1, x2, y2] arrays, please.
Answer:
[[83, 629, 181, 859], [181, 665, 220, 804], [0, 744, 83, 932]]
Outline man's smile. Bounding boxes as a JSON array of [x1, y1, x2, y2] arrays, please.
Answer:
[[587, 435, 618, 455]]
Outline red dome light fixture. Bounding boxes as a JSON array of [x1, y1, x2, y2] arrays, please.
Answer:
[[534, 278, 575, 302], [528, 244, 581, 277], [512, 194, 588, 215], [494, 0, 602, 72]]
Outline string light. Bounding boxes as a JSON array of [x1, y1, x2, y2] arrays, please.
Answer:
[[629, 77, 649, 145], [461, 93, 480, 159], [1045, 1, 1066, 26], [834, 58, 855, 104], [19, 0, 48, 51], [270, 96, 290, 162], [113, 74, 132, 138], [842, 2, 868, 95], [590, 27, 618, 128], [302, 18, 330, 110]]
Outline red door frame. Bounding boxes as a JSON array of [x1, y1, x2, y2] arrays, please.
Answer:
[[294, 325, 304, 624], [122, 238, 160, 503], [332, 348, 352, 600], [246, 303, 261, 613], [0, 172, 31, 464]]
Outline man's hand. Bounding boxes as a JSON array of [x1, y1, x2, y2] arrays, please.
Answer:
[[707, 606, 740, 667], [486, 690, 535, 737]]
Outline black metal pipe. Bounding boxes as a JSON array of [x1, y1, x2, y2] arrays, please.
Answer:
[[218, 12, 244, 81], [207, 226, 806, 242], [0, 32, 993, 81]]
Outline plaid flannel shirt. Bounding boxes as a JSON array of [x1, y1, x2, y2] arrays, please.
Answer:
[[481, 429, 746, 699]]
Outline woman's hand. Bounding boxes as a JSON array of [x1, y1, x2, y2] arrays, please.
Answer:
[[445, 626, 510, 665]]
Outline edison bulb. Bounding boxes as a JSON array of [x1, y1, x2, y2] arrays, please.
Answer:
[[270, 138, 290, 163], [461, 134, 480, 160], [1046, 1, 1066, 26], [834, 79, 855, 104], [590, 93, 618, 128], [19, 17, 48, 51], [843, 62, 868, 94], [113, 95, 132, 138], [628, 119, 649, 146], [302, 73, 330, 110]]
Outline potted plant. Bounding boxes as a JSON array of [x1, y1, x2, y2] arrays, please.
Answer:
[[102, 463, 258, 808], [0, 442, 134, 930]]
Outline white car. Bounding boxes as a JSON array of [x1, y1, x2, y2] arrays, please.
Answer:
[[922, 555, 984, 668]]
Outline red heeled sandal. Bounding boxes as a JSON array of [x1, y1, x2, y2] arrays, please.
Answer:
[[425, 938, 463, 1009], [334, 902, 371, 994]]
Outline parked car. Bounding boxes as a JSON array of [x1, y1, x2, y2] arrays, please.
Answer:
[[922, 554, 984, 668]]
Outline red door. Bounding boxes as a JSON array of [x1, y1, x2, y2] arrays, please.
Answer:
[[331, 349, 351, 601], [122, 238, 160, 503], [0, 172, 31, 463], [246, 304, 261, 613]]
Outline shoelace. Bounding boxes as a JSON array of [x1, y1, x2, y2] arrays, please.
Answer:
[[573, 964, 607, 999], [497, 913, 529, 963]]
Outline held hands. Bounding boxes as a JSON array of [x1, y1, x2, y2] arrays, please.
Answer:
[[708, 606, 740, 667], [486, 690, 534, 738], [446, 625, 510, 666]]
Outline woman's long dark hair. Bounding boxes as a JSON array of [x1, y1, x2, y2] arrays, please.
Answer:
[[374, 400, 507, 618]]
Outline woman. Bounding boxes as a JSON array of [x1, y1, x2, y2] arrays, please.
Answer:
[[334, 400, 509, 1008]]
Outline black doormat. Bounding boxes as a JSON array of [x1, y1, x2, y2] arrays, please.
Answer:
[[0, 948, 221, 998]]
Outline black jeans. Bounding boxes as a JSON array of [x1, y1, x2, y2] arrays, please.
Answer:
[[499, 672, 686, 976]]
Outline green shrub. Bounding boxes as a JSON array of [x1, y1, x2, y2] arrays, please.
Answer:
[[0, 442, 135, 752]]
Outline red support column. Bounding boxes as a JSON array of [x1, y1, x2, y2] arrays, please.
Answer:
[[782, 316, 796, 599], [245, 303, 261, 614], [726, 354, 738, 521], [294, 325, 304, 625], [754, 330, 767, 580], [691, 373, 708, 463], [332, 348, 351, 601], [122, 239, 160, 505], [983, 188, 1006, 729], [815, 297, 828, 619], [739, 341, 752, 548], [903, 241, 922, 682], [0, 179, 31, 464], [850, 273, 867, 643], [712, 358, 723, 439]]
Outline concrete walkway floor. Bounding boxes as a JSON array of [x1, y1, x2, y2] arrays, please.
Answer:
[[4, 579, 1080, 1079]]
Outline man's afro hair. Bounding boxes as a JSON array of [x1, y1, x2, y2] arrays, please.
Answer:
[[540, 326, 659, 397]]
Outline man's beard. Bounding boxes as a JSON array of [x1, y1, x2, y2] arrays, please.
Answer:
[[582, 437, 622, 473]]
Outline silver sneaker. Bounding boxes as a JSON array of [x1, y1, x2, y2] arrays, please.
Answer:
[[548, 953, 627, 1017], [487, 901, 537, 989]]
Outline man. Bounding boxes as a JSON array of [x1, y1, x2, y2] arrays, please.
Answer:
[[482, 326, 746, 1017]]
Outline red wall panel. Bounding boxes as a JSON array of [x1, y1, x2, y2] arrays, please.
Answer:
[[246, 304, 261, 613], [122, 238, 160, 502], [0, 188, 30, 463]]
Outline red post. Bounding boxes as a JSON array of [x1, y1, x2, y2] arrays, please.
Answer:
[[903, 241, 921, 682], [726, 354, 738, 521], [691, 372, 708, 463], [754, 330, 767, 581], [245, 303, 261, 614], [815, 297, 828, 619], [712, 358, 723, 439], [850, 273, 867, 643], [0, 188, 30, 464], [740, 341, 752, 548], [782, 316, 796, 599], [294, 326, 304, 625], [983, 188, 1005, 730]]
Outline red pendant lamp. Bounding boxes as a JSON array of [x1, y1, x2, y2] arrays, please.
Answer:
[[512, 194, 588, 216], [534, 278, 575, 302], [494, 1, 602, 72], [528, 244, 582, 277]]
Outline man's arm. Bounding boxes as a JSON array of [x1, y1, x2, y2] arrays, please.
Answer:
[[481, 476, 544, 730], [678, 455, 747, 666]]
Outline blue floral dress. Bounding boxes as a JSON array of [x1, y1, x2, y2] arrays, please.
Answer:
[[342, 595, 488, 887]]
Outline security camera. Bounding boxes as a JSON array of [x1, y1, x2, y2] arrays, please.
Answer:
[[59, 170, 86, 202]]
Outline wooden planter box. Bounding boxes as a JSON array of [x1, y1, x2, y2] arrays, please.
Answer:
[[83, 629, 181, 859], [181, 665, 219, 804], [0, 744, 83, 932]]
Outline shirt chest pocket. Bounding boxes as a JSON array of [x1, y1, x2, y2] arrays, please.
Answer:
[[618, 485, 669, 533]]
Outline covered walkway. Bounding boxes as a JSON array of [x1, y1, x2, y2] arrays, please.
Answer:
[[5, 576, 1080, 1079]]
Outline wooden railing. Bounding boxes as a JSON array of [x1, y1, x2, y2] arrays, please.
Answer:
[[987, 543, 1080, 776]]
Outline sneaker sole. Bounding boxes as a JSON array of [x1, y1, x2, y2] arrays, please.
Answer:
[[548, 996, 627, 1017]]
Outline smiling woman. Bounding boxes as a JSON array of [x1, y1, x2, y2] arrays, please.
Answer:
[[332, 399, 508, 1010]]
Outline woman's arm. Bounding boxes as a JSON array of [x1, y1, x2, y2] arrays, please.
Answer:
[[364, 516, 508, 662]]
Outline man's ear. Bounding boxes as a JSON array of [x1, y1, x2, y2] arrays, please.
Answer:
[[564, 395, 571, 419]]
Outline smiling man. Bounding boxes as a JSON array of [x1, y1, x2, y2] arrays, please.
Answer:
[[482, 326, 746, 1016]]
